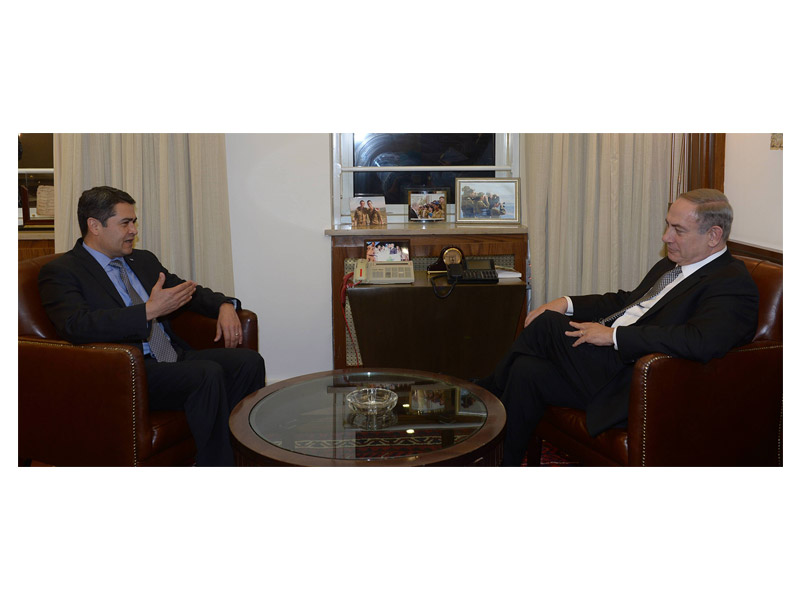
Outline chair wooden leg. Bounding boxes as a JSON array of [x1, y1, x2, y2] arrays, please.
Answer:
[[526, 436, 543, 467]]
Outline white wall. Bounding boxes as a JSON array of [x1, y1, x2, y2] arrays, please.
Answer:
[[226, 134, 333, 383], [725, 133, 783, 251], [224, 132, 783, 383]]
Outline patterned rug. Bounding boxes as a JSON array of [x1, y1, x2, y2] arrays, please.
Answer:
[[293, 428, 477, 459], [526, 441, 581, 466]]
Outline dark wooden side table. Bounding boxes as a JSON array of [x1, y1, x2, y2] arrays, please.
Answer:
[[326, 226, 529, 369], [229, 368, 505, 466], [347, 272, 526, 381]]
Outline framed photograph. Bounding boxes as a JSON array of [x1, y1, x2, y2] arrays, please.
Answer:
[[349, 196, 387, 229], [408, 189, 447, 222], [409, 385, 456, 414], [19, 184, 55, 228], [457, 388, 488, 417], [365, 239, 410, 262], [455, 178, 520, 224]]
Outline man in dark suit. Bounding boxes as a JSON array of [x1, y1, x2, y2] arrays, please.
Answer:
[[477, 188, 759, 465], [38, 186, 266, 466]]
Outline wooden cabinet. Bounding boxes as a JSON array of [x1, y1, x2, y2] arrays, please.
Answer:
[[18, 232, 55, 261], [327, 224, 529, 369]]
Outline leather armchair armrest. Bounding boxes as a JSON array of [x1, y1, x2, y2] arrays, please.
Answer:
[[18, 336, 153, 466], [626, 341, 783, 466], [171, 309, 258, 352]]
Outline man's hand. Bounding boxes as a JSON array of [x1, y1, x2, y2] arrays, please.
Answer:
[[565, 321, 615, 347], [215, 302, 242, 348], [525, 297, 568, 327], [146, 273, 196, 320]]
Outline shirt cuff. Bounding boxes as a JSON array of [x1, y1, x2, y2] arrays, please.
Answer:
[[612, 326, 619, 350], [564, 296, 574, 315]]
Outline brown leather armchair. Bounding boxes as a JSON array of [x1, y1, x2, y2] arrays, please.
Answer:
[[528, 255, 782, 466], [18, 253, 259, 466]]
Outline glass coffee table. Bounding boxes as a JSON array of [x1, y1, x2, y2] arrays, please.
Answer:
[[229, 368, 506, 466]]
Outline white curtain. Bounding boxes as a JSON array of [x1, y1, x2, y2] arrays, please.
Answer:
[[524, 133, 672, 308], [53, 133, 235, 295]]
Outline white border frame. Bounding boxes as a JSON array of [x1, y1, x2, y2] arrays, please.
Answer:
[[455, 177, 521, 224]]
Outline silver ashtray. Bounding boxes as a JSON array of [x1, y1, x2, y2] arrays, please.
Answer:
[[346, 387, 398, 414]]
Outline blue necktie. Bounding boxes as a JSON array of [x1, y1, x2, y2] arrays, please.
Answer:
[[109, 259, 178, 362]]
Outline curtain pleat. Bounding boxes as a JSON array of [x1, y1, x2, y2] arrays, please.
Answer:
[[53, 133, 235, 296], [524, 133, 671, 309]]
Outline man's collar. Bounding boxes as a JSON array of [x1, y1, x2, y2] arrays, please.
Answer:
[[82, 241, 119, 269], [680, 246, 727, 277]]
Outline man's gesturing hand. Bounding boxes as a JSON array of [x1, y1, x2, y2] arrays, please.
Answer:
[[145, 273, 196, 320]]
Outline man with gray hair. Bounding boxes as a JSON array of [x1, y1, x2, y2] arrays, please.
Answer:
[[476, 188, 759, 465]]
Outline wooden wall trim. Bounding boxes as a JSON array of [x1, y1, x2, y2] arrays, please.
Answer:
[[728, 240, 782, 264], [687, 133, 726, 192]]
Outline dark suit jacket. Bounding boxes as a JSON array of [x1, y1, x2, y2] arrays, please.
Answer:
[[570, 249, 759, 435], [38, 239, 235, 354]]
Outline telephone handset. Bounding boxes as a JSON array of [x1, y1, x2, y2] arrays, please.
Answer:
[[354, 259, 370, 283]]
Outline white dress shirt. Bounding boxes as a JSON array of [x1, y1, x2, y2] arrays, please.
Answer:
[[565, 247, 727, 349]]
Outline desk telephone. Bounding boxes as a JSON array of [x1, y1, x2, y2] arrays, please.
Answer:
[[446, 259, 499, 284], [353, 259, 415, 284], [428, 246, 499, 284]]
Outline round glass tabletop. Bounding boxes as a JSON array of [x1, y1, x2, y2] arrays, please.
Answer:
[[246, 370, 495, 462]]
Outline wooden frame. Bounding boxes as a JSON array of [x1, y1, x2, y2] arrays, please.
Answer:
[[19, 185, 54, 228]]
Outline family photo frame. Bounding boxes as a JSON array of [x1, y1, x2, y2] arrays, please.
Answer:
[[408, 189, 448, 222], [455, 178, 520, 224], [364, 239, 410, 262], [349, 196, 387, 229]]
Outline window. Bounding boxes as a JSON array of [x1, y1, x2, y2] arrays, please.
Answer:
[[18, 133, 55, 228], [332, 133, 519, 225]]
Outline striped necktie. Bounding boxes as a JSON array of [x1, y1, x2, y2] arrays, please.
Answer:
[[109, 259, 178, 362], [600, 265, 682, 326]]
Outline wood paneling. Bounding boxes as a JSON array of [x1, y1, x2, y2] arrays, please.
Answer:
[[687, 133, 726, 192], [728, 240, 782, 265], [18, 239, 55, 261]]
